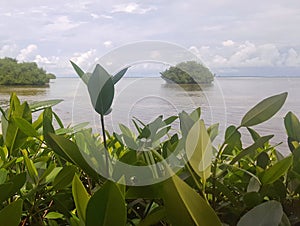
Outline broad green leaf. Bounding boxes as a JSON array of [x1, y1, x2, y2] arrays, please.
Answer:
[[0, 169, 7, 184], [87, 64, 114, 115], [284, 112, 300, 147], [43, 107, 55, 144], [48, 133, 100, 180], [86, 181, 126, 226], [230, 135, 273, 165], [29, 99, 63, 112], [261, 155, 293, 184], [237, 200, 283, 226], [53, 165, 77, 189], [0, 199, 23, 226], [112, 67, 129, 84], [45, 212, 64, 219], [279, 212, 291, 226], [241, 92, 287, 127], [222, 125, 242, 156], [14, 117, 39, 137], [247, 127, 261, 141], [186, 119, 213, 182], [189, 107, 201, 121], [72, 174, 90, 223], [0, 182, 13, 202], [247, 177, 261, 192], [161, 175, 221, 226]]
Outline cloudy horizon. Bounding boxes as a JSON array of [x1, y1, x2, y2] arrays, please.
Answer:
[[1, 0, 300, 77]]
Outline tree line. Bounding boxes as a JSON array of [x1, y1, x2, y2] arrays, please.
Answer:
[[0, 57, 56, 85]]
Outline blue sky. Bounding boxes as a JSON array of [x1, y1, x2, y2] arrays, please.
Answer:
[[1, 0, 300, 76]]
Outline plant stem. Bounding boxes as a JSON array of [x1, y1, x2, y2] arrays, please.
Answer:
[[100, 114, 109, 177]]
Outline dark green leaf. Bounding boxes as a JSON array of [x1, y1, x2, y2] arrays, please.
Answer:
[[257, 152, 270, 169], [48, 133, 100, 180], [112, 67, 129, 84], [241, 92, 287, 127], [139, 207, 166, 226], [0, 199, 23, 226], [87, 64, 115, 115], [284, 111, 300, 142], [53, 165, 77, 189], [86, 181, 126, 226]]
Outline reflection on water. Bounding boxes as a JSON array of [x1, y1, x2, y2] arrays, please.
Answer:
[[0, 77, 300, 154]]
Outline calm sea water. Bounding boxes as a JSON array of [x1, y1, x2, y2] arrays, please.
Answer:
[[1, 77, 300, 153]]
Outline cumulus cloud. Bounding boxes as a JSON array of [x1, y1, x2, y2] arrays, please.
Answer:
[[111, 2, 156, 14], [189, 41, 300, 68], [70, 49, 97, 70], [16, 44, 37, 61], [222, 40, 235, 47]]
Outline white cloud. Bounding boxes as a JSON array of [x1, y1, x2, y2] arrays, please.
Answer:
[[70, 49, 97, 70], [16, 44, 37, 61], [45, 16, 81, 32], [90, 13, 99, 19], [222, 40, 234, 47], [103, 41, 113, 48], [285, 48, 300, 66], [111, 2, 156, 14]]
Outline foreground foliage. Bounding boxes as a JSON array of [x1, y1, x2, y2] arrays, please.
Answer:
[[0, 57, 55, 85], [0, 85, 299, 225], [160, 61, 214, 84]]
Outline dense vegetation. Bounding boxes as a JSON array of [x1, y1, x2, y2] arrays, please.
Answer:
[[160, 61, 214, 84], [0, 57, 55, 85], [0, 62, 298, 225]]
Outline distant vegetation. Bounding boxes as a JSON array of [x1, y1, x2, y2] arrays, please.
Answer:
[[160, 61, 214, 84], [0, 57, 56, 85]]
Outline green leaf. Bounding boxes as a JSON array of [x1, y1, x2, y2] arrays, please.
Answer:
[[23, 150, 38, 184], [237, 200, 283, 226], [161, 175, 221, 226], [70, 61, 90, 84], [29, 99, 63, 112], [86, 181, 126, 226], [112, 67, 129, 84], [207, 123, 219, 142], [87, 64, 115, 115], [284, 111, 300, 144], [47, 133, 100, 180], [230, 135, 273, 165], [5, 96, 32, 155], [186, 119, 213, 182], [241, 92, 287, 127], [72, 174, 90, 223], [53, 165, 77, 189], [45, 212, 64, 219], [261, 155, 293, 185], [0, 199, 23, 226], [13, 117, 39, 137]]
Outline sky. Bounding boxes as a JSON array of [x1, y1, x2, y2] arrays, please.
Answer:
[[1, 0, 300, 77]]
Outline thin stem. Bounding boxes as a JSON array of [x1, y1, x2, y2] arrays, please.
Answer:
[[100, 114, 109, 177]]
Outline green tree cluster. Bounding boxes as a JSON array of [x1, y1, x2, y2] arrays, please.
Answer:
[[0, 57, 55, 85], [160, 61, 214, 84]]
